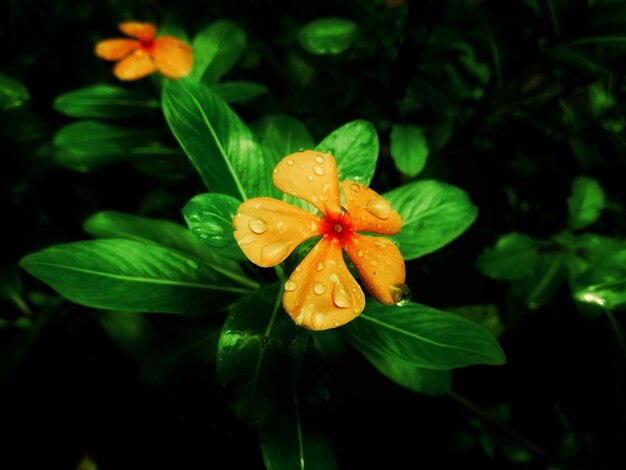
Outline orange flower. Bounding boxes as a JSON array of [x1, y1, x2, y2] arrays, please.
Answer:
[[95, 22, 193, 81], [233, 150, 406, 331]]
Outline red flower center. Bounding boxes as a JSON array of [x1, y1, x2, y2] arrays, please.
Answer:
[[320, 211, 354, 245], [140, 38, 155, 51]]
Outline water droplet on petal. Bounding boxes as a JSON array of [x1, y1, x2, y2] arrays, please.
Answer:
[[307, 175, 315, 181], [277, 221, 287, 234], [254, 202, 262, 210], [313, 166, 325, 176], [365, 197, 392, 220], [295, 311, 305, 325], [261, 241, 290, 265], [333, 321, 340, 327], [311, 311, 325, 330], [316, 262, 324, 271], [390, 283, 411, 306], [370, 260, 377, 266], [284, 280, 297, 292], [273, 169, 278, 174], [357, 250, 364, 258], [313, 283, 326, 295], [315, 155, 324, 163], [296, 265, 303, 273], [332, 282, 352, 308], [350, 183, 360, 192], [248, 217, 268, 234], [287, 159, 295, 166]]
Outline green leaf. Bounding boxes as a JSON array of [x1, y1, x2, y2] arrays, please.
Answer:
[[512, 252, 568, 309], [191, 20, 247, 83], [360, 348, 451, 396], [53, 120, 166, 170], [567, 176, 606, 230], [0, 73, 30, 111], [390, 124, 429, 177], [19, 239, 249, 314], [589, 83, 615, 118], [216, 283, 309, 423], [0, 266, 32, 315], [261, 394, 338, 470], [53, 84, 160, 119], [83, 211, 253, 287], [182, 193, 247, 261], [298, 18, 358, 55], [476, 232, 539, 281], [573, 249, 626, 309], [316, 120, 379, 185], [384, 180, 478, 261], [252, 114, 315, 167], [343, 302, 506, 369], [208, 81, 268, 104], [162, 79, 274, 199], [447, 304, 505, 338], [98, 311, 155, 357]]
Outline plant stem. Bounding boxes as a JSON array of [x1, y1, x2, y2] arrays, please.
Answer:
[[605, 309, 626, 360]]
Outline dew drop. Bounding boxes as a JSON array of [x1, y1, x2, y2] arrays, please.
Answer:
[[357, 250, 364, 258], [316, 262, 324, 271], [254, 202, 262, 210], [287, 159, 295, 166], [310, 222, 318, 232], [389, 283, 411, 306], [313, 283, 326, 295], [295, 311, 305, 326], [332, 283, 352, 308], [354, 307, 360, 314], [276, 221, 287, 234], [248, 217, 268, 234], [315, 155, 324, 163], [260, 241, 290, 265], [296, 265, 303, 273], [311, 312, 325, 330], [273, 169, 278, 174], [307, 175, 315, 181], [370, 260, 377, 266], [333, 321, 340, 327], [313, 166, 325, 176], [365, 197, 392, 220], [284, 280, 297, 292], [350, 183, 360, 192]]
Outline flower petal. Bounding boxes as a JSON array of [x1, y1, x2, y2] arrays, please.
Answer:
[[283, 236, 365, 330], [342, 180, 402, 235], [233, 197, 323, 267], [119, 21, 157, 40], [273, 150, 342, 220], [344, 232, 406, 305], [113, 49, 157, 81], [95, 39, 140, 61], [153, 36, 194, 79]]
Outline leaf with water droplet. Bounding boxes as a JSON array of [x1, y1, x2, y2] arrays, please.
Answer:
[[183, 193, 248, 261]]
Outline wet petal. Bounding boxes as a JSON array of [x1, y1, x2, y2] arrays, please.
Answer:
[[233, 197, 323, 267], [283, 236, 365, 330], [153, 36, 194, 79], [113, 49, 157, 81], [95, 39, 140, 61], [342, 180, 402, 235], [273, 150, 342, 220], [119, 21, 157, 40], [344, 232, 406, 305]]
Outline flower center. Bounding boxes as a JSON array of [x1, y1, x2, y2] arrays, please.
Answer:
[[321, 211, 353, 245], [140, 38, 155, 51]]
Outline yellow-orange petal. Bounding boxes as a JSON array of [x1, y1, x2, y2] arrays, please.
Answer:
[[152, 36, 193, 79], [95, 39, 140, 61], [233, 197, 323, 268], [283, 236, 365, 330], [113, 49, 157, 81], [119, 21, 157, 40], [273, 150, 342, 220], [341, 180, 402, 235], [344, 232, 406, 305]]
